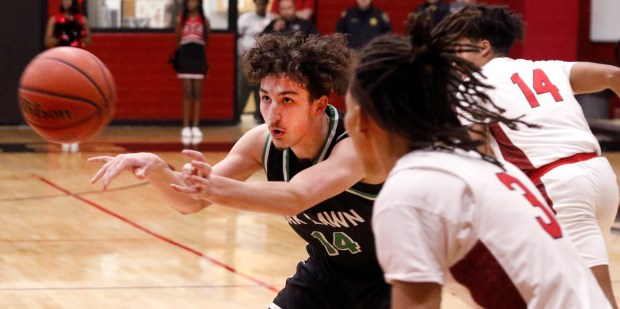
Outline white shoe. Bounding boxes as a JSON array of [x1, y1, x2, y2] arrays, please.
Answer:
[[69, 142, 79, 153], [191, 127, 202, 138], [181, 135, 192, 146], [181, 127, 192, 137], [61, 142, 79, 153], [191, 134, 202, 145]]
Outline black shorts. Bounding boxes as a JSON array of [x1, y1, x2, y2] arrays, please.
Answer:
[[176, 43, 207, 78], [270, 245, 390, 309]]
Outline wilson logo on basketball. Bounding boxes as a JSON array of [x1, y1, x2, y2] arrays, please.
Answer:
[[19, 96, 72, 120]]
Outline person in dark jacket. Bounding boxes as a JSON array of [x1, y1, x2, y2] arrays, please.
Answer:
[[335, 0, 391, 50], [263, 0, 318, 35]]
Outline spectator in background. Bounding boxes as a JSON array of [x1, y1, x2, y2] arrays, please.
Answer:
[[237, 0, 273, 124], [449, 0, 475, 13], [45, 0, 92, 153], [263, 0, 318, 35], [336, 0, 391, 50], [175, 0, 210, 144], [45, 0, 92, 49], [270, 0, 314, 20], [408, 0, 450, 29]]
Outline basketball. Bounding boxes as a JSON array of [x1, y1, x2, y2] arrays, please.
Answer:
[[17, 47, 116, 143]]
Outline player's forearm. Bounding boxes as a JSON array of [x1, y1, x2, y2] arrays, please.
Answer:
[[571, 62, 620, 96], [204, 175, 310, 216], [606, 69, 620, 98], [145, 160, 209, 214], [391, 281, 442, 309]]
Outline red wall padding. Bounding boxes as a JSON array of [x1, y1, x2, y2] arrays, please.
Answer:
[[85, 33, 235, 121], [522, 0, 579, 61]]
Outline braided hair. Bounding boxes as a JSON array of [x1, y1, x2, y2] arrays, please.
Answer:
[[349, 13, 526, 154], [434, 4, 524, 56]]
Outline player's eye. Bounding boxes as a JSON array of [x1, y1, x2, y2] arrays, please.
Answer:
[[282, 97, 293, 104]]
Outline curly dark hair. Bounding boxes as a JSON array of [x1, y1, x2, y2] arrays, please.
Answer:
[[243, 32, 352, 101], [349, 13, 527, 154], [433, 4, 524, 55]]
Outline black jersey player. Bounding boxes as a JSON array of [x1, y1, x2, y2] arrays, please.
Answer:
[[89, 32, 389, 309]]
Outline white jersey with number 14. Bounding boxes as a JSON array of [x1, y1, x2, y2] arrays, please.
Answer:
[[481, 57, 600, 173]]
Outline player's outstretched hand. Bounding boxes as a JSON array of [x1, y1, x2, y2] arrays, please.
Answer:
[[88, 152, 166, 190], [171, 150, 213, 199], [180, 148, 210, 179]]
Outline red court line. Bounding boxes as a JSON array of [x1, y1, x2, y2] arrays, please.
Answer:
[[37, 176, 281, 294]]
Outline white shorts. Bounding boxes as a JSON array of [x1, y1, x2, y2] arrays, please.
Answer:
[[540, 156, 619, 267]]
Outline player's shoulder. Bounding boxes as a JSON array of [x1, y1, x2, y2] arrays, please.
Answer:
[[508, 58, 571, 71], [379, 152, 475, 217], [532, 59, 574, 74], [392, 150, 501, 180]]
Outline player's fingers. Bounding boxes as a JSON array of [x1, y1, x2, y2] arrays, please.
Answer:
[[90, 166, 107, 185], [87, 156, 114, 163], [182, 149, 206, 162], [170, 183, 201, 194], [133, 166, 147, 179], [190, 160, 212, 177], [181, 163, 196, 179], [100, 159, 127, 188], [187, 175, 211, 187], [90, 157, 117, 186]]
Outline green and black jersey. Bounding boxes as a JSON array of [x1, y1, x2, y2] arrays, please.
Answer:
[[262, 104, 383, 276]]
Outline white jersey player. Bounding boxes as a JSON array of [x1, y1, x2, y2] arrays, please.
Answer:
[[374, 149, 611, 308], [437, 5, 620, 306], [345, 17, 612, 307]]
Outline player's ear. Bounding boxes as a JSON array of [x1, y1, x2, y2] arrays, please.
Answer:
[[314, 95, 328, 114], [479, 39, 492, 57]]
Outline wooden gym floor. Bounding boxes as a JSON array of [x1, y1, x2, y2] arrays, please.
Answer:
[[1, 117, 620, 308]]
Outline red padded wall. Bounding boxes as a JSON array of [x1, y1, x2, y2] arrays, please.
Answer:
[[85, 33, 235, 121], [522, 0, 579, 61]]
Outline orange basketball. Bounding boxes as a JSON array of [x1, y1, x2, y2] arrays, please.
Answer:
[[18, 47, 116, 143]]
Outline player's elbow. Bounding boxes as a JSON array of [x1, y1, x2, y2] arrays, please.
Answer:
[[282, 191, 315, 216], [606, 68, 620, 86], [604, 68, 620, 97]]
